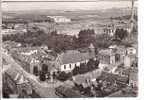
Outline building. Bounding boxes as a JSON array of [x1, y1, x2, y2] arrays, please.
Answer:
[[103, 24, 116, 37], [55, 85, 81, 98], [3, 41, 22, 51], [10, 46, 55, 74], [98, 45, 126, 70], [129, 71, 137, 88], [98, 48, 115, 70], [2, 29, 18, 35], [72, 69, 102, 86], [124, 47, 137, 68], [54, 43, 96, 72], [47, 16, 71, 23], [98, 71, 129, 85], [3, 67, 32, 98]]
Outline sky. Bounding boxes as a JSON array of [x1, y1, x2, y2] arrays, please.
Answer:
[[2, 0, 138, 11]]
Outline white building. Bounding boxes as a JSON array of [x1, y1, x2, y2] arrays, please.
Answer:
[[47, 16, 71, 23], [124, 47, 137, 68], [55, 44, 95, 72]]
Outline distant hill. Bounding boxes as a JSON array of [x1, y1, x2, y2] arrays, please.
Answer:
[[2, 7, 137, 23], [112, 14, 137, 21]]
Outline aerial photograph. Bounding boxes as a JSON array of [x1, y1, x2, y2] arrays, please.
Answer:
[[2, 0, 138, 98]]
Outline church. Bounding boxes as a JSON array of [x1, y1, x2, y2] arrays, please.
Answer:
[[54, 43, 96, 72]]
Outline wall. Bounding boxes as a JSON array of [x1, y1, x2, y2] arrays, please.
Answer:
[[60, 62, 80, 72]]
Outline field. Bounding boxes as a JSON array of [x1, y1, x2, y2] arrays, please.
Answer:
[[2, 7, 137, 36]]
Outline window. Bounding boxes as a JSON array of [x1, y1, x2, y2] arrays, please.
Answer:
[[115, 54, 120, 62], [69, 64, 71, 69], [33, 66, 38, 76], [64, 65, 66, 69]]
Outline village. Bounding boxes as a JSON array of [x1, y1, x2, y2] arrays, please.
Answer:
[[2, 0, 138, 98], [2, 21, 138, 98]]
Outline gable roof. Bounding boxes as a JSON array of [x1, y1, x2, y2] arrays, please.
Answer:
[[55, 85, 81, 97], [73, 69, 102, 85], [98, 49, 112, 56], [98, 71, 129, 84], [58, 50, 95, 65], [5, 67, 29, 85]]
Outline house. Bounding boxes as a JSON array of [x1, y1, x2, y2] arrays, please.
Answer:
[[129, 66, 138, 88], [98, 45, 127, 70], [97, 71, 129, 85], [2, 29, 17, 35], [124, 47, 137, 68], [3, 41, 22, 53], [55, 43, 96, 72], [103, 24, 116, 36], [72, 69, 102, 86], [3, 67, 32, 98], [55, 85, 81, 98], [98, 48, 115, 70], [11, 46, 55, 75], [47, 16, 71, 23]]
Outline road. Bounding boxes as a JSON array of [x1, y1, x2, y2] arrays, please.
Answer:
[[2, 51, 59, 97]]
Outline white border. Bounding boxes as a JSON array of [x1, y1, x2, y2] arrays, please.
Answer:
[[1, 0, 144, 100]]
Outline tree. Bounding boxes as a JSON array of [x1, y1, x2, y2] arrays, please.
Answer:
[[56, 71, 72, 81], [87, 59, 95, 70], [79, 63, 88, 74], [87, 59, 99, 71], [33, 66, 39, 76], [95, 60, 100, 67], [19, 89, 28, 98], [77, 29, 95, 48], [72, 66, 80, 75], [39, 71, 46, 81], [42, 64, 48, 74], [115, 28, 128, 40]]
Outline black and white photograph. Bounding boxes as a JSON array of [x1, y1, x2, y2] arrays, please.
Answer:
[[1, 0, 138, 98]]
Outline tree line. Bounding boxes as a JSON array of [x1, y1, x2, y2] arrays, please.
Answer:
[[3, 27, 129, 53]]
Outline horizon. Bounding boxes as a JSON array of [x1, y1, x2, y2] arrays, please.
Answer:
[[2, 1, 138, 11]]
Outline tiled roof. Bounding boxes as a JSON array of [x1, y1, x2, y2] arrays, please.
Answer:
[[55, 85, 81, 97], [98, 49, 111, 56], [5, 67, 28, 85], [129, 72, 137, 83], [98, 71, 128, 84], [12, 47, 49, 64], [58, 50, 95, 65], [73, 69, 102, 85]]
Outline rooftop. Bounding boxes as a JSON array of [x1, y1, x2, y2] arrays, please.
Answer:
[[73, 69, 102, 85], [58, 50, 95, 65], [5, 67, 29, 85], [98, 71, 129, 84], [98, 49, 112, 56]]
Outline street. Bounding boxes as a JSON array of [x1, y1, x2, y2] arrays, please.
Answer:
[[2, 50, 59, 97]]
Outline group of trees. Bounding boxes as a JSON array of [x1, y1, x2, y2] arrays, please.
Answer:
[[56, 71, 72, 81], [72, 59, 99, 75], [114, 28, 128, 40], [76, 29, 95, 48], [3, 28, 96, 53], [3, 24, 129, 53], [56, 59, 100, 81], [33, 64, 49, 81]]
